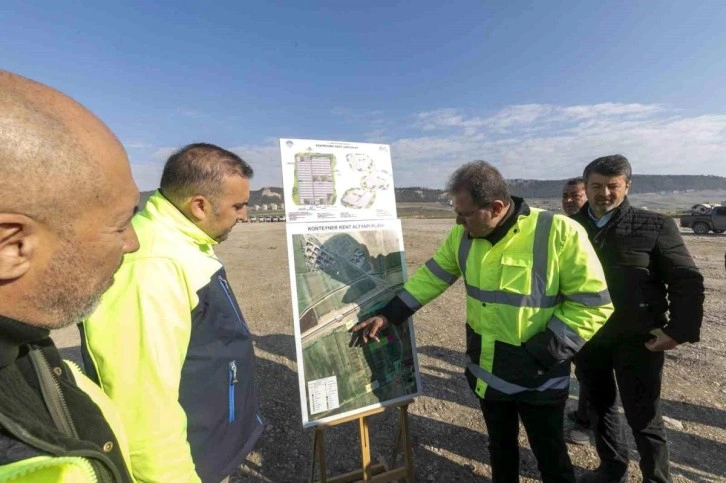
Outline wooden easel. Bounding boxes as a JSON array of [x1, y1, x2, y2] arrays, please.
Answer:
[[309, 401, 414, 483]]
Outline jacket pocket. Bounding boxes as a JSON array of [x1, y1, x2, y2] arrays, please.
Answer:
[[228, 360, 238, 423], [498, 254, 532, 294]]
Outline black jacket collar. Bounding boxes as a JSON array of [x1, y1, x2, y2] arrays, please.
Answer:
[[0, 315, 50, 368], [482, 196, 530, 245]]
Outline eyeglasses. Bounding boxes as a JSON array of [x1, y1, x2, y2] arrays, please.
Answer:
[[454, 204, 490, 218]]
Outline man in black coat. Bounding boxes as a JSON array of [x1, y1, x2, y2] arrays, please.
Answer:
[[572, 155, 704, 483]]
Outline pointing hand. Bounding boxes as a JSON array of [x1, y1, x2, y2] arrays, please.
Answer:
[[350, 315, 389, 344]]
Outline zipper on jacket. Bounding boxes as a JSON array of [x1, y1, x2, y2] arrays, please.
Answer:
[[0, 410, 124, 483], [218, 275, 250, 333], [28, 347, 80, 440], [228, 361, 238, 423]]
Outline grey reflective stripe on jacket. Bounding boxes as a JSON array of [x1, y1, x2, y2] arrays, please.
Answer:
[[457, 233, 472, 283], [424, 258, 459, 286], [398, 289, 423, 311], [465, 286, 562, 308], [563, 290, 611, 306], [547, 316, 586, 353], [466, 357, 570, 394]]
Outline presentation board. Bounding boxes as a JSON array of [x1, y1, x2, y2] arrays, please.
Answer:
[[280, 138, 421, 427]]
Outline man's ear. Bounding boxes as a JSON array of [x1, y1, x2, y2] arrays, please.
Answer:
[[0, 214, 37, 281], [490, 200, 506, 217], [188, 195, 212, 222]]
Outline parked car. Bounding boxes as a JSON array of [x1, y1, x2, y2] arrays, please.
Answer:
[[680, 205, 726, 234]]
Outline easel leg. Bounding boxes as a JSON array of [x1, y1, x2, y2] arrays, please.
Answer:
[[308, 401, 414, 483], [391, 411, 402, 466], [359, 416, 373, 480], [390, 404, 414, 483], [399, 405, 414, 482], [310, 428, 327, 483]]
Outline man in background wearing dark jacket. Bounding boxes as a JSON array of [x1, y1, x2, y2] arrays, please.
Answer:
[[562, 177, 587, 217], [572, 155, 704, 483]]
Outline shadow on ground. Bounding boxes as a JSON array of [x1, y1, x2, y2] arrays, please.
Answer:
[[56, 336, 725, 481]]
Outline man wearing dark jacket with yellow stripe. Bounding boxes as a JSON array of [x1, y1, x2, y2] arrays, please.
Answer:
[[82, 144, 263, 483], [1, 70, 139, 482], [572, 155, 704, 483], [354, 161, 613, 483]]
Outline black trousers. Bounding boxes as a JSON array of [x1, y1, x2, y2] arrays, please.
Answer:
[[576, 332, 670, 482], [574, 364, 591, 424], [480, 398, 575, 483]]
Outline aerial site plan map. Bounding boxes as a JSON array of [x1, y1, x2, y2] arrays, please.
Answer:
[[286, 219, 421, 427]]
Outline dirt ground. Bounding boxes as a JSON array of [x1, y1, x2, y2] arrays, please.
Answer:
[[54, 219, 726, 482]]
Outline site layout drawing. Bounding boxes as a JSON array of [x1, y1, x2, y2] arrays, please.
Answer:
[[279, 138, 397, 222], [286, 219, 421, 427]]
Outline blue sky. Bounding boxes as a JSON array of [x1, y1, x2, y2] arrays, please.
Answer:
[[2, 0, 725, 190]]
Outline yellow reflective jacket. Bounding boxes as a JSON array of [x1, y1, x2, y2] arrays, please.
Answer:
[[81, 191, 262, 483], [396, 200, 613, 402]]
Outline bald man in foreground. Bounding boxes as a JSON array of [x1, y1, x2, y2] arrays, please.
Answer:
[[0, 71, 139, 482]]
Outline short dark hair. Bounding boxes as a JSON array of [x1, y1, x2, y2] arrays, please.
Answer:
[[160, 143, 253, 203], [446, 160, 511, 207], [583, 155, 632, 183], [564, 177, 585, 188]]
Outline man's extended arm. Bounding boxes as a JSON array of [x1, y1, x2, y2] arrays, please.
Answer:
[[352, 227, 463, 341]]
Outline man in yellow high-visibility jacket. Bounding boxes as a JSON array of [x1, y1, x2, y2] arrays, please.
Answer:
[[354, 160, 613, 482], [82, 144, 263, 483]]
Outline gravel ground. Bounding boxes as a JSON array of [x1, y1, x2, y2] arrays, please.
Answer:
[[53, 219, 726, 482]]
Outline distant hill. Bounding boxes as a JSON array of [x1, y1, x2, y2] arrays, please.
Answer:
[[138, 187, 285, 209], [138, 175, 726, 211], [394, 187, 448, 203], [394, 175, 726, 201], [508, 174, 726, 198], [250, 187, 283, 205]]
